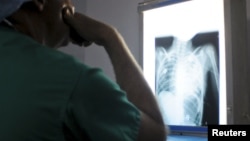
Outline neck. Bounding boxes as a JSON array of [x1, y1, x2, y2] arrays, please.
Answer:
[[7, 10, 47, 46]]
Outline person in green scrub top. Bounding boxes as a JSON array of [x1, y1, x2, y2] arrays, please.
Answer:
[[0, 0, 168, 141]]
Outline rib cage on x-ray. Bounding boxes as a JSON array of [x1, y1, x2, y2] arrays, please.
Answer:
[[155, 32, 219, 126]]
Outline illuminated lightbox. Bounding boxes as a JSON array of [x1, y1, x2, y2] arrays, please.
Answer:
[[139, 0, 227, 130]]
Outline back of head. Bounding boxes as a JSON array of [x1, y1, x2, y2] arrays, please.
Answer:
[[0, 0, 74, 48], [0, 0, 31, 22]]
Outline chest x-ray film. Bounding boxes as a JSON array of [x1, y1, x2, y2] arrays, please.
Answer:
[[139, 0, 227, 130]]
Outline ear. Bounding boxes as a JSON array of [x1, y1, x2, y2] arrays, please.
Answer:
[[31, 0, 46, 11]]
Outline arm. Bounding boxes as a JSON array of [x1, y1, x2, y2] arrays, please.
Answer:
[[104, 28, 167, 141], [63, 11, 167, 141]]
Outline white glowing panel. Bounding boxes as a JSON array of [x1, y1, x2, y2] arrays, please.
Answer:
[[142, 0, 227, 126]]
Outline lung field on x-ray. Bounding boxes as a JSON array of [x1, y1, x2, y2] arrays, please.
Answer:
[[155, 32, 219, 126]]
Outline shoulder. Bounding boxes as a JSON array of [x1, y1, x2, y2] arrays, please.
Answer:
[[65, 66, 141, 141]]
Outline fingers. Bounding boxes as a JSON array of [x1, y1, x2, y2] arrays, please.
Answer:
[[62, 6, 74, 19], [62, 8, 115, 47], [62, 8, 93, 47], [62, 7, 74, 24]]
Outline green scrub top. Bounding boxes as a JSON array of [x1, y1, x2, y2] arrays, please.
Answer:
[[0, 25, 140, 141]]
